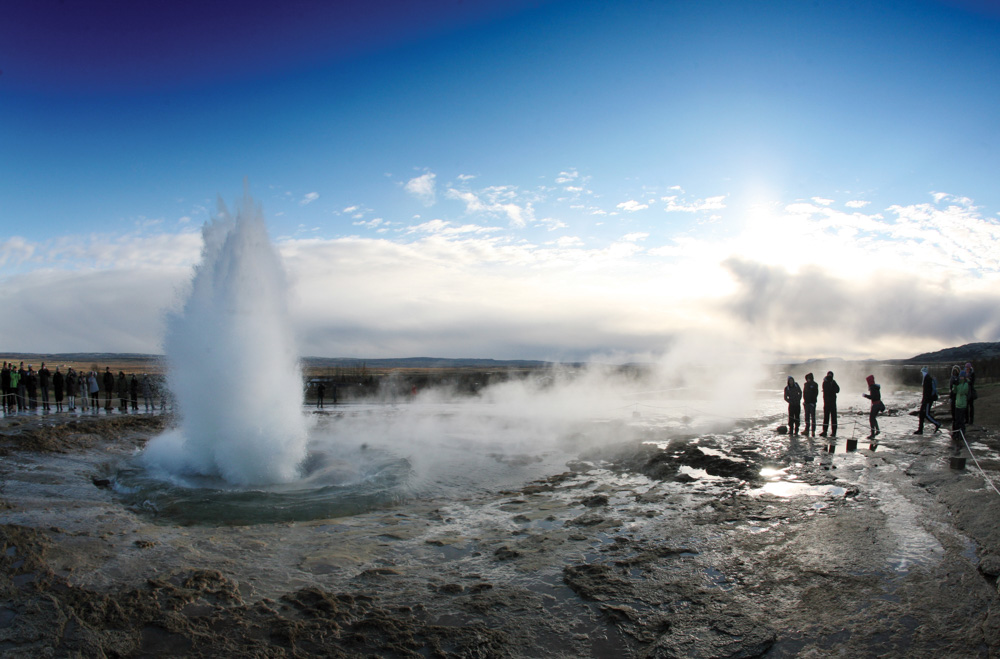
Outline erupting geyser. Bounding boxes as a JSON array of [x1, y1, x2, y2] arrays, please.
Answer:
[[143, 190, 309, 486]]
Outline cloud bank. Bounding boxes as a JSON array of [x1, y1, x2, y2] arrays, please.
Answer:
[[2, 187, 998, 362]]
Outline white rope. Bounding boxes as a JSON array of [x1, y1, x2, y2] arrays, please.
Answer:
[[958, 428, 1000, 498]]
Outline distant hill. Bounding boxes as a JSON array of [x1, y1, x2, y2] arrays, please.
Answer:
[[908, 342, 1000, 363], [0, 353, 556, 371]]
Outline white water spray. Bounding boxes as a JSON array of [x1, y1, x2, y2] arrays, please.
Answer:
[[143, 190, 308, 486]]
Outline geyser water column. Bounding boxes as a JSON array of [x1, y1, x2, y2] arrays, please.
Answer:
[[143, 191, 308, 486]]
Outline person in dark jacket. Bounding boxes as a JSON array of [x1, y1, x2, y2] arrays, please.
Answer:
[[949, 365, 960, 422], [65, 368, 78, 412], [52, 366, 65, 413], [952, 370, 972, 441], [103, 367, 115, 412], [915, 366, 941, 434], [38, 363, 51, 412], [784, 376, 802, 436], [1, 362, 10, 414], [965, 362, 976, 426], [820, 371, 839, 437], [116, 372, 129, 413], [129, 374, 139, 412], [17, 362, 28, 412], [802, 373, 819, 437], [863, 374, 883, 440], [25, 365, 38, 412]]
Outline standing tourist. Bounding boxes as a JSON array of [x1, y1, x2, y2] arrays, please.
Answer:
[[802, 373, 818, 437], [25, 365, 38, 412], [89, 371, 100, 412], [784, 376, 802, 436], [952, 369, 971, 441], [965, 362, 976, 426], [141, 374, 155, 412], [38, 362, 51, 412], [0, 362, 10, 414], [863, 375, 883, 440], [129, 374, 139, 412], [52, 366, 64, 413], [17, 362, 28, 412], [103, 367, 115, 412], [949, 365, 961, 422], [820, 371, 839, 437], [66, 368, 78, 412], [914, 366, 941, 435], [317, 382, 326, 409], [116, 371, 129, 413], [1, 362, 10, 414]]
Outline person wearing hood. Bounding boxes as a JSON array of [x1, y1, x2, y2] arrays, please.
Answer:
[[949, 365, 961, 422], [784, 375, 802, 436], [802, 373, 819, 437], [116, 371, 129, 413], [915, 366, 941, 435], [52, 366, 64, 413], [863, 374, 883, 440], [103, 367, 115, 412], [820, 371, 840, 437], [952, 369, 971, 440], [965, 362, 976, 426]]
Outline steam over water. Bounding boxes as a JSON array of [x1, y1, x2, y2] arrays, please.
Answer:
[[142, 191, 309, 486]]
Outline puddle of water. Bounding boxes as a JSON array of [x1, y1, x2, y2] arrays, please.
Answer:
[[749, 481, 846, 498]]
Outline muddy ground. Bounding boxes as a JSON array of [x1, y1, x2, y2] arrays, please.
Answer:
[[2, 388, 1000, 658]]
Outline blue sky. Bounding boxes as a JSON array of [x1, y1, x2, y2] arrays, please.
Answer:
[[2, 0, 999, 361]]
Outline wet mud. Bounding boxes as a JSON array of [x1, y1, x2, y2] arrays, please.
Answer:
[[2, 388, 1000, 657]]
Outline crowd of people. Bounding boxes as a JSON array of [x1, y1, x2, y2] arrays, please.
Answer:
[[1, 361, 167, 416], [783, 362, 978, 442]]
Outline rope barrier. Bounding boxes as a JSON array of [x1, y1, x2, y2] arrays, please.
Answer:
[[958, 428, 1000, 498]]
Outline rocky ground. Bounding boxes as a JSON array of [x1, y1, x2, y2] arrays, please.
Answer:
[[1, 387, 999, 658]]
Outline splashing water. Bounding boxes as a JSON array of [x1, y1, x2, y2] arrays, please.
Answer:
[[142, 190, 309, 486]]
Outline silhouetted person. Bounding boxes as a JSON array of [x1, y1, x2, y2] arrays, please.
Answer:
[[802, 373, 818, 437], [130, 374, 139, 411], [53, 366, 64, 413], [820, 371, 839, 437], [103, 367, 115, 412], [17, 362, 27, 411], [949, 365, 960, 422], [784, 376, 802, 436], [863, 374, 882, 440], [915, 366, 941, 435], [316, 382, 325, 408], [66, 368, 78, 412], [38, 362, 51, 412], [25, 365, 38, 412], [965, 362, 976, 426], [117, 371, 129, 412], [1, 362, 10, 414]]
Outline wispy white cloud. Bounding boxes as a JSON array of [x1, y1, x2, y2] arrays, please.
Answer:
[[811, 197, 834, 206], [662, 194, 726, 212], [845, 200, 869, 208], [617, 200, 649, 212], [300, 192, 320, 205], [405, 172, 437, 205]]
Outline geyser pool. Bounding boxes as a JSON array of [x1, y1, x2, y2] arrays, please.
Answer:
[[142, 190, 309, 486]]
